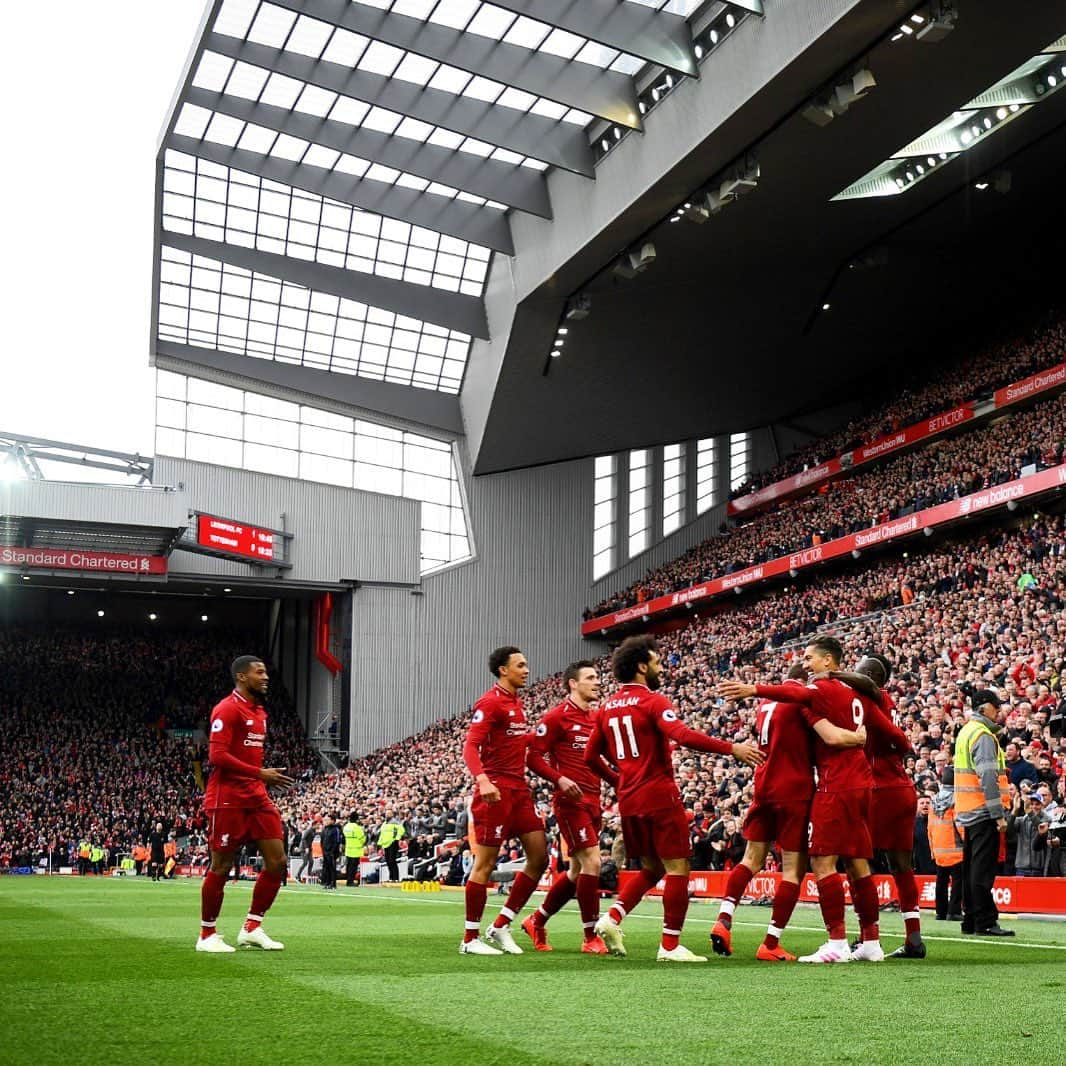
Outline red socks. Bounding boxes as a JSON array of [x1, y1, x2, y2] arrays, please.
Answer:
[[660, 874, 689, 951], [608, 867, 661, 925], [894, 869, 922, 941], [493, 871, 538, 928], [243, 869, 283, 932], [576, 873, 600, 939], [816, 874, 847, 941], [763, 879, 800, 950], [464, 879, 488, 942], [534, 873, 576, 924], [200, 869, 227, 938], [852, 874, 880, 942], [717, 863, 754, 928]]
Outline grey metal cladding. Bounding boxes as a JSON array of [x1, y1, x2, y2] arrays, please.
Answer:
[[204, 34, 595, 177], [160, 231, 490, 340], [184, 86, 552, 216], [167, 135, 516, 254], [488, 0, 697, 76], [267, 0, 642, 127]]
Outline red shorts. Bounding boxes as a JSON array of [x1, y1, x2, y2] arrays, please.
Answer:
[[743, 798, 811, 853], [871, 785, 917, 852], [621, 805, 691, 862], [470, 785, 544, 848], [553, 797, 602, 853], [808, 788, 872, 859], [207, 805, 283, 852]]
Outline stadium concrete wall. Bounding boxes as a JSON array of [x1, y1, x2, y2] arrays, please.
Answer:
[[347, 456, 599, 756], [154, 456, 420, 586]]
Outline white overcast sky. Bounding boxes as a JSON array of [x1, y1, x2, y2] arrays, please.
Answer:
[[1, 2, 207, 461]]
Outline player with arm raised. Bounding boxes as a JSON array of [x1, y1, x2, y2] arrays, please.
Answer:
[[710, 663, 816, 962], [524, 660, 615, 954], [830, 655, 925, 959], [587, 636, 764, 963], [197, 655, 295, 953], [459, 646, 548, 956], [721, 634, 876, 964]]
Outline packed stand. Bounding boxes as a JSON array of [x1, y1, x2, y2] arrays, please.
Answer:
[[0, 626, 316, 873], [292, 513, 1066, 878], [732, 306, 1066, 497], [589, 375, 1066, 617]]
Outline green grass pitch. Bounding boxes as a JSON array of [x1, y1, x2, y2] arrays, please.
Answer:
[[2, 877, 1063, 1065]]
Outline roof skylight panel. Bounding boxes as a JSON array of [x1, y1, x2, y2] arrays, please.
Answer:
[[225, 60, 271, 99], [502, 15, 551, 50], [247, 4, 297, 48], [213, 0, 258, 39], [158, 245, 472, 393], [321, 28, 373, 67], [285, 14, 334, 58], [193, 52, 235, 93], [294, 84, 338, 119], [426, 0, 483, 31]]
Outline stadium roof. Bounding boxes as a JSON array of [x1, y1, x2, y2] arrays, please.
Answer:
[[154, 2, 1066, 475], [152, 0, 757, 403]]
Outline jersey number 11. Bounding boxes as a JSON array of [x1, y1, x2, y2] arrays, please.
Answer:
[[608, 715, 640, 760]]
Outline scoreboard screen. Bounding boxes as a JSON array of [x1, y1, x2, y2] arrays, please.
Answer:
[[195, 515, 278, 562]]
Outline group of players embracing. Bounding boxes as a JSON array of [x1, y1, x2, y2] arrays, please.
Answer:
[[461, 634, 924, 964]]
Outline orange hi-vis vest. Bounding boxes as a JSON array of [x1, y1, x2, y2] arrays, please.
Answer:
[[954, 719, 1009, 814], [929, 807, 963, 866]]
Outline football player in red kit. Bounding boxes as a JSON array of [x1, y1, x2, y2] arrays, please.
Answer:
[[460, 646, 547, 956], [197, 656, 294, 953], [833, 654, 925, 959], [525, 660, 616, 954], [711, 664, 817, 962], [586, 636, 764, 963], [722, 634, 881, 963]]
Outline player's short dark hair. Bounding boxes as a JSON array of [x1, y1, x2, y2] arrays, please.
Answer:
[[613, 635, 658, 683], [231, 655, 263, 683], [786, 663, 807, 681], [489, 646, 523, 677], [564, 659, 596, 693], [806, 634, 843, 665], [349, 812, 358, 823], [857, 653, 893, 686]]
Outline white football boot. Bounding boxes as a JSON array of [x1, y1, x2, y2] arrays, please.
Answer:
[[657, 943, 708, 963], [459, 937, 504, 956], [798, 940, 852, 963], [195, 933, 236, 954], [849, 940, 885, 962], [594, 916, 627, 957], [485, 923, 523, 954], [237, 925, 285, 950]]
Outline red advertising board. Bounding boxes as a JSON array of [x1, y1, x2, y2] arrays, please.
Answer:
[[196, 514, 278, 562], [583, 461, 1066, 635], [728, 403, 974, 517], [618, 869, 1066, 915], [0, 546, 167, 575], [994, 361, 1066, 408]]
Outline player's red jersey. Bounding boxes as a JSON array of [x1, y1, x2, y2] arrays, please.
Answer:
[[585, 683, 732, 814], [756, 678, 872, 793], [527, 698, 612, 800], [203, 690, 270, 809], [462, 683, 530, 787], [865, 690, 913, 789], [752, 684, 815, 805]]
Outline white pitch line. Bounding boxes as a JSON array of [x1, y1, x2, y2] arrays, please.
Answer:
[[265, 885, 1066, 953], [99, 879, 1066, 952]]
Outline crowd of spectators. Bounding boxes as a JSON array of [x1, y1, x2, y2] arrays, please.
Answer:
[[285, 512, 1066, 877], [732, 306, 1066, 497], [589, 377, 1066, 618], [0, 626, 316, 872]]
